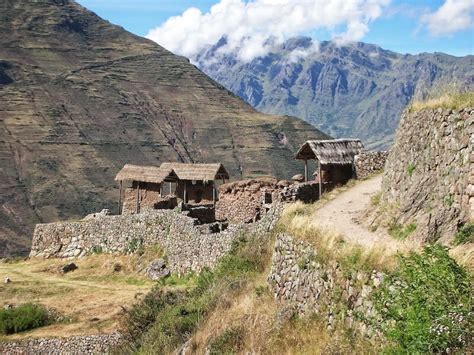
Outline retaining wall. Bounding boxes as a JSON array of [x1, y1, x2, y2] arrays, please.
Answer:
[[268, 234, 384, 336], [355, 151, 389, 179]]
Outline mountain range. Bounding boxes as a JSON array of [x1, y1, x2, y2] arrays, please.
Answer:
[[195, 37, 474, 149], [0, 0, 327, 256]]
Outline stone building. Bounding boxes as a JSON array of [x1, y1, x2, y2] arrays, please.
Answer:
[[115, 164, 180, 214], [295, 139, 364, 197]]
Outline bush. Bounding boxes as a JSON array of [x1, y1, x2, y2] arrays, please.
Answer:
[[454, 223, 474, 245], [388, 222, 417, 240], [208, 326, 244, 355], [0, 303, 49, 335], [374, 245, 472, 353]]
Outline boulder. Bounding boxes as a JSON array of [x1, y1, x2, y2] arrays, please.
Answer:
[[82, 209, 110, 221], [4, 277, 11, 284], [145, 259, 170, 280], [292, 174, 304, 183], [61, 263, 78, 274]]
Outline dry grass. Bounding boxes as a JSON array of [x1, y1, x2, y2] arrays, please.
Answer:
[[279, 201, 423, 273], [449, 244, 474, 271], [408, 91, 474, 112], [0, 253, 159, 340]]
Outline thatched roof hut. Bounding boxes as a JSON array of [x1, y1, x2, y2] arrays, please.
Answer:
[[115, 164, 179, 184], [159, 163, 229, 182], [295, 139, 364, 164]]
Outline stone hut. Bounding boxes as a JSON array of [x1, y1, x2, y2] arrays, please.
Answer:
[[159, 163, 230, 205], [295, 139, 364, 197], [115, 164, 179, 214]]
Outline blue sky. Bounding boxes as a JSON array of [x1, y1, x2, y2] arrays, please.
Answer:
[[77, 0, 473, 57]]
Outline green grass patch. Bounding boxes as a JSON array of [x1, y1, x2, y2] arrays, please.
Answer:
[[388, 222, 417, 240], [406, 164, 416, 177], [373, 245, 472, 353], [0, 303, 49, 335], [454, 223, 474, 245]]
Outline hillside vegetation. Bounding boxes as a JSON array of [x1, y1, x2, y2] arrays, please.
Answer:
[[409, 91, 474, 112], [0, 0, 328, 257]]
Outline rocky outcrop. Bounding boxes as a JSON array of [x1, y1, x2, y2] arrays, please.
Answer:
[[355, 151, 389, 179], [0, 333, 122, 355], [268, 234, 384, 337], [381, 107, 473, 241]]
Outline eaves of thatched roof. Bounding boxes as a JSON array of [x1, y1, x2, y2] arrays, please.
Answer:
[[159, 162, 230, 182], [115, 164, 179, 184], [295, 139, 364, 165]]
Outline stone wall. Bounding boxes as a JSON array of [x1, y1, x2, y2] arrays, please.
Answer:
[[0, 333, 122, 355], [268, 234, 384, 336], [216, 178, 284, 224], [30, 205, 283, 275], [355, 151, 389, 179], [216, 178, 321, 224], [381, 107, 473, 241]]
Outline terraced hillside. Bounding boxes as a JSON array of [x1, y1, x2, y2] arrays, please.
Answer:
[[0, 0, 328, 256]]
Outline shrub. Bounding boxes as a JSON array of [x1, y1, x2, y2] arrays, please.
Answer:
[[388, 222, 417, 240], [374, 245, 472, 353], [454, 223, 474, 245], [0, 303, 49, 335], [406, 164, 416, 177], [208, 326, 245, 355]]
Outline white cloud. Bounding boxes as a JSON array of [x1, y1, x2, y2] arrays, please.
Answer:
[[421, 0, 474, 36], [146, 0, 391, 62]]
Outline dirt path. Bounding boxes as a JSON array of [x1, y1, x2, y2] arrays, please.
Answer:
[[313, 175, 398, 249]]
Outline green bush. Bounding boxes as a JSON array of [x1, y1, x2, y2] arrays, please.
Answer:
[[454, 223, 474, 245], [0, 303, 49, 335], [374, 245, 472, 353], [388, 222, 417, 240]]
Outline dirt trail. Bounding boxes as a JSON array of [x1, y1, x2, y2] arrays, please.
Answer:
[[313, 175, 398, 249]]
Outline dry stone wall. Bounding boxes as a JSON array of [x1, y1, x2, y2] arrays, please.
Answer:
[[268, 234, 384, 337], [355, 151, 389, 179], [381, 107, 473, 241], [30, 205, 283, 274], [0, 333, 122, 355]]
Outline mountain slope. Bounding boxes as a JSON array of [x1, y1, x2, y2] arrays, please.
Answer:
[[195, 37, 474, 149], [0, 0, 328, 256]]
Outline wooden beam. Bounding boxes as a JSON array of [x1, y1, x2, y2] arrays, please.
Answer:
[[304, 159, 308, 182], [318, 163, 322, 199], [183, 181, 187, 203], [213, 181, 216, 206], [118, 181, 122, 215], [136, 182, 140, 214]]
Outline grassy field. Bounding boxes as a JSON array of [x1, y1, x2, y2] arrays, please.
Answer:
[[409, 91, 474, 112], [0, 254, 157, 340]]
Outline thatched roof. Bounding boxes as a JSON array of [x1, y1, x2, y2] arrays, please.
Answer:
[[295, 139, 364, 165], [115, 164, 179, 184], [160, 163, 230, 181]]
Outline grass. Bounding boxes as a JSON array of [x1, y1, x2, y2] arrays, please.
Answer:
[[408, 91, 474, 112], [0, 304, 49, 335], [388, 222, 417, 240], [0, 254, 155, 340], [454, 223, 474, 245], [278, 201, 400, 273]]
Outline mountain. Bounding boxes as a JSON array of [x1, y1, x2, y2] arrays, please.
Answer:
[[0, 0, 328, 257], [195, 37, 474, 149]]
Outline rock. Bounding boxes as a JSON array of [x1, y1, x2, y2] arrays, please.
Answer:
[[61, 263, 78, 274], [4, 277, 11, 283], [146, 259, 170, 280], [3, 304, 14, 310], [291, 174, 304, 183], [82, 209, 110, 221], [112, 263, 122, 272]]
